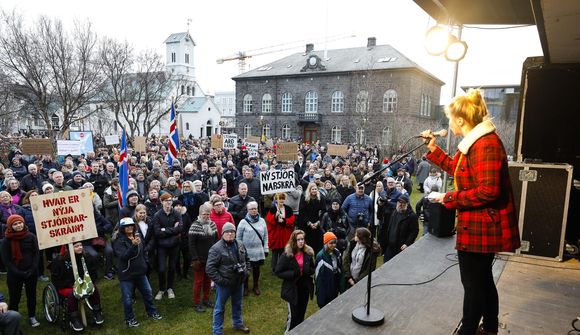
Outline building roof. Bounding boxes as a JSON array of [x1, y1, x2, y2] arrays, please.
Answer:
[[176, 97, 207, 113], [164, 32, 196, 46], [233, 44, 443, 84]]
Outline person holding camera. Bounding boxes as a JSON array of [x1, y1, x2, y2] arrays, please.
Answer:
[[206, 222, 251, 335], [341, 185, 373, 240]]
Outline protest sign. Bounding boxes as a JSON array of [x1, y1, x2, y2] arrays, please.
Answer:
[[21, 139, 54, 155], [244, 142, 259, 158], [57, 140, 82, 156], [69, 131, 94, 154], [245, 136, 260, 144], [30, 189, 97, 250], [327, 144, 348, 156], [222, 134, 238, 149], [134, 136, 147, 152], [265, 139, 274, 148], [276, 142, 298, 162], [211, 134, 223, 149], [259, 168, 296, 195], [104, 135, 119, 145]]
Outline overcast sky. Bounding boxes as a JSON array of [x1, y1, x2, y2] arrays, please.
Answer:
[[1, 0, 542, 103]]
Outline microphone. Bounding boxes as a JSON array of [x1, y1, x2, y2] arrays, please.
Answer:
[[419, 129, 448, 139]]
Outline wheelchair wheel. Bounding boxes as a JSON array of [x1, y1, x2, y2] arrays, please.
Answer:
[[43, 283, 60, 324]]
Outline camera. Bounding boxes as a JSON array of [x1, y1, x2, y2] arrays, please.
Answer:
[[233, 263, 245, 274], [377, 195, 388, 203]]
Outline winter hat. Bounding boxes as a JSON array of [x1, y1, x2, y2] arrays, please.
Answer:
[[72, 171, 83, 178], [222, 222, 236, 233], [42, 183, 54, 193], [398, 193, 410, 204], [323, 232, 337, 245], [126, 190, 139, 199], [6, 214, 24, 228]]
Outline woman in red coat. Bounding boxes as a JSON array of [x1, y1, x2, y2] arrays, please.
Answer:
[[423, 89, 520, 335], [265, 193, 295, 273]]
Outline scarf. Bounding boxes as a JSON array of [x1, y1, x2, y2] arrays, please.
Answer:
[[350, 242, 366, 280], [182, 192, 195, 207], [5, 225, 29, 265], [244, 213, 260, 224]]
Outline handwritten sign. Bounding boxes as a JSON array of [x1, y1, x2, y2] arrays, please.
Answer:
[[211, 134, 223, 149], [244, 142, 259, 158], [57, 140, 82, 156], [222, 134, 238, 149], [134, 136, 146, 152], [21, 139, 54, 155], [276, 142, 298, 162], [30, 189, 97, 250], [260, 169, 296, 195], [327, 144, 348, 157], [245, 136, 260, 144], [104, 135, 119, 145]]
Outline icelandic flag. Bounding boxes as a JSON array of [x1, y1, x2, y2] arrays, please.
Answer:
[[117, 129, 129, 208], [168, 102, 179, 165]]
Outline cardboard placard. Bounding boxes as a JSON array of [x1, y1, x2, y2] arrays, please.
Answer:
[[211, 134, 223, 149], [30, 189, 98, 250], [265, 139, 274, 148], [259, 168, 296, 195], [20, 138, 54, 155], [57, 140, 82, 156], [245, 136, 260, 144], [134, 136, 147, 152], [104, 135, 119, 145], [244, 142, 259, 158], [327, 144, 348, 157], [222, 134, 238, 150], [276, 142, 298, 162]]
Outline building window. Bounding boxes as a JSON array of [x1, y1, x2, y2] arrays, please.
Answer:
[[331, 91, 344, 113], [383, 89, 397, 113], [171, 52, 176, 63], [181, 85, 185, 95], [186, 122, 190, 130], [281, 92, 292, 113], [331, 126, 342, 143], [243, 94, 253, 113], [356, 90, 369, 113], [262, 94, 272, 113], [185, 53, 190, 64], [381, 127, 392, 146], [281, 124, 291, 139], [420, 94, 432, 116], [305, 91, 318, 113], [244, 124, 252, 138], [262, 124, 271, 138], [187, 86, 191, 95], [355, 127, 365, 145]]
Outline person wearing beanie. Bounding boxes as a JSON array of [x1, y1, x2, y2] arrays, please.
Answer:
[[41, 182, 54, 194], [0, 215, 40, 327], [236, 201, 268, 296], [206, 217, 251, 334], [378, 193, 418, 263], [152, 192, 183, 300], [314, 231, 343, 308], [120, 190, 141, 219], [66, 171, 85, 190]]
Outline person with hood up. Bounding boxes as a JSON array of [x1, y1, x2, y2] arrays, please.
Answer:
[[320, 200, 350, 253]]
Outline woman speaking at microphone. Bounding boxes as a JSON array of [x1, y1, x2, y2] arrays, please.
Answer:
[[422, 89, 520, 335]]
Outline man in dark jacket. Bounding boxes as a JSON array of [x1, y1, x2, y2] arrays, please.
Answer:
[[227, 183, 255, 225], [86, 162, 109, 198], [240, 168, 261, 210], [379, 194, 418, 263], [21, 164, 44, 192], [119, 190, 140, 219], [206, 222, 251, 334], [0, 291, 21, 335]]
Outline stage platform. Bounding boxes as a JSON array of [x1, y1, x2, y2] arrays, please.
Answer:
[[289, 234, 580, 335]]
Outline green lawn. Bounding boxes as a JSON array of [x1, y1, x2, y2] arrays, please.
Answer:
[[2, 177, 448, 334]]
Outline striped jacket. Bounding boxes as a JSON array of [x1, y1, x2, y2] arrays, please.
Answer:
[[426, 120, 520, 253]]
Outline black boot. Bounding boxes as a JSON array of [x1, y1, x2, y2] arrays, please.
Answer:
[[93, 304, 104, 325], [70, 311, 84, 332]]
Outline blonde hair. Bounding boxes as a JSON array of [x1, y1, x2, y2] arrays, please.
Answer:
[[446, 88, 489, 127], [304, 182, 320, 202]]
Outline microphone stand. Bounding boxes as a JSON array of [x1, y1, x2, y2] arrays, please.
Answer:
[[351, 138, 427, 327]]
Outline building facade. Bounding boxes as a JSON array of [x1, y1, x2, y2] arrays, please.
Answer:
[[213, 91, 236, 132], [233, 38, 444, 153]]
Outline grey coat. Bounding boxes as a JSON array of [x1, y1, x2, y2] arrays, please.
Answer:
[[416, 160, 431, 184], [206, 239, 250, 287], [236, 218, 269, 262]]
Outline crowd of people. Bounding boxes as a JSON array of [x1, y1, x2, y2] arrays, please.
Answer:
[[0, 132, 444, 334]]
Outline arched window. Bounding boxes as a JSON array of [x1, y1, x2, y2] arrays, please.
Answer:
[[383, 89, 397, 113], [243, 124, 252, 138], [181, 85, 185, 95], [356, 90, 369, 113], [331, 126, 342, 143], [281, 124, 291, 139], [243, 94, 253, 113], [281, 93, 292, 113], [420, 94, 431, 116], [187, 86, 191, 96], [305, 91, 318, 113], [331, 91, 344, 113], [355, 127, 365, 145], [382, 127, 392, 146], [263, 124, 271, 138], [262, 94, 272, 113]]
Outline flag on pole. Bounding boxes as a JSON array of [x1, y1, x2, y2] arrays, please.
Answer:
[[117, 129, 129, 209], [168, 102, 179, 165]]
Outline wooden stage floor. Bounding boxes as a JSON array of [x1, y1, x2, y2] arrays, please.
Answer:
[[289, 234, 580, 335]]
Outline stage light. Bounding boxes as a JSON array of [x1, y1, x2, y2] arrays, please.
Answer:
[[445, 36, 468, 62], [425, 25, 450, 56]]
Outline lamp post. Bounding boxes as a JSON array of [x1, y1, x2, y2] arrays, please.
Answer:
[[259, 115, 264, 142]]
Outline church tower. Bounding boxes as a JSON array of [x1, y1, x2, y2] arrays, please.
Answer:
[[164, 32, 196, 81]]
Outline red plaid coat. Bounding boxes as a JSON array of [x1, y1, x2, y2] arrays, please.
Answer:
[[426, 132, 520, 253]]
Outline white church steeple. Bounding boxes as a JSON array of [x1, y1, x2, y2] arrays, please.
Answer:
[[165, 31, 196, 81]]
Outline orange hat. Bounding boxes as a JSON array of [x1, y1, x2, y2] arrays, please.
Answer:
[[323, 232, 337, 245]]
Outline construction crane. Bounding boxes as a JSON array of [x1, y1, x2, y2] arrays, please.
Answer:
[[216, 33, 356, 74]]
